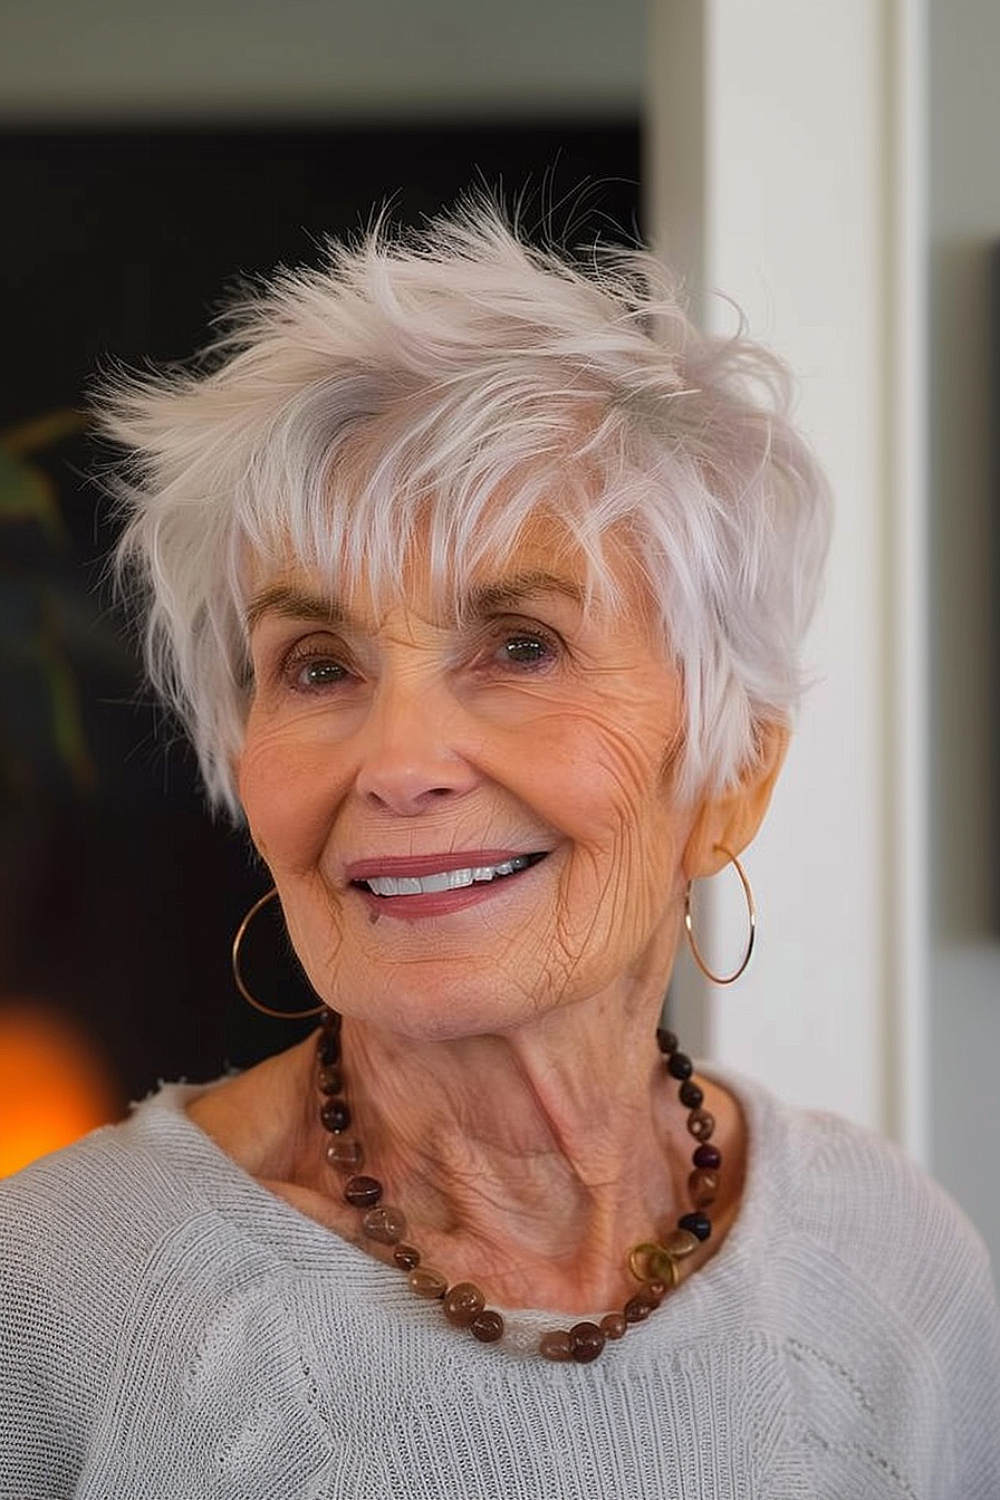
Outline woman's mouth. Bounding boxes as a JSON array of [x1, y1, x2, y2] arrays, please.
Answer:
[[347, 851, 548, 915], [360, 853, 542, 897]]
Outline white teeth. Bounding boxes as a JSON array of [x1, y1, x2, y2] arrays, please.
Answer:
[[365, 855, 532, 898]]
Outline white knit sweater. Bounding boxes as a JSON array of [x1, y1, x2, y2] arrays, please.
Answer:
[[1, 1071, 998, 1499]]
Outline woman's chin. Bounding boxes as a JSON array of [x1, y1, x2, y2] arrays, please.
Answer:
[[330, 982, 533, 1046]]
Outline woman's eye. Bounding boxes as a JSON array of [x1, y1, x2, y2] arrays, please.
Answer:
[[503, 636, 548, 665], [296, 658, 349, 688], [278, 647, 353, 692], [493, 629, 559, 671]]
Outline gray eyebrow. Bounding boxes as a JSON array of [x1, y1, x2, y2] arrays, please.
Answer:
[[243, 584, 347, 635], [462, 571, 586, 615], [244, 569, 586, 636]]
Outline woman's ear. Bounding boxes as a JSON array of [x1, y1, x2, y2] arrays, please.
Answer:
[[682, 722, 789, 880]]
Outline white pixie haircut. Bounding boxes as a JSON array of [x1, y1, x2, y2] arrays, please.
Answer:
[[100, 199, 831, 818]]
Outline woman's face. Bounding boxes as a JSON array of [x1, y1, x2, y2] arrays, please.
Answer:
[[237, 523, 697, 1040]]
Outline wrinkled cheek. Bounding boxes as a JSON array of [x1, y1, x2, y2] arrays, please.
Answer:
[[279, 880, 346, 1001], [567, 781, 684, 951], [238, 742, 337, 875]]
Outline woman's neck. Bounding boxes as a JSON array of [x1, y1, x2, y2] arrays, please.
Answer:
[[332, 1001, 743, 1312], [188, 994, 746, 1315]]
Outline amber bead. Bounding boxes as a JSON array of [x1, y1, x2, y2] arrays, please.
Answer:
[[471, 1309, 505, 1343], [317, 1066, 344, 1095], [344, 1174, 382, 1208], [408, 1266, 447, 1299], [442, 1282, 486, 1328], [656, 1027, 678, 1055], [662, 1227, 699, 1259], [692, 1142, 721, 1171], [688, 1168, 719, 1208], [570, 1322, 606, 1363], [362, 1204, 407, 1245], [325, 1137, 364, 1172], [678, 1079, 704, 1109], [623, 1291, 656, 1324], [393, 1244, 421, 1271], [666, 1051, 693, 1081], [539, 1329, 574, 1362], [321, 1099, 351, 1133], [600, 1311, 627, 1340], [641, 1246, 678, 1285], [678, 1211, 711, 1242], [645, 1278, 668, 1305], [687, 1108, 715, 1141]]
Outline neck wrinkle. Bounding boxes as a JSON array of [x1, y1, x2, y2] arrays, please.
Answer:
[[339, 1012, 697, 1312]]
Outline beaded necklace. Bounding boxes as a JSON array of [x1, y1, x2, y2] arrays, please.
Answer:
[[316, 1009, 721, 1363]]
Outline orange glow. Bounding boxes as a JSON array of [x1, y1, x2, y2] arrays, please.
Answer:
[[0, 1001, 120, 1177]]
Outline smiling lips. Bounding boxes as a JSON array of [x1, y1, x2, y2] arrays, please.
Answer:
[[347, 850, 546, 908]]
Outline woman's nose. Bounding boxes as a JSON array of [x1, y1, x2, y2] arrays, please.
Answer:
[[353, 678, 479, 815]]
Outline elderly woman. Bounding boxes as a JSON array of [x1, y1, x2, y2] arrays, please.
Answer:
[[2, 202, 998, 1498]]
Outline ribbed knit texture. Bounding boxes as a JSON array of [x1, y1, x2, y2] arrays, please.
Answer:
[[2, 1070, 998, 1498]]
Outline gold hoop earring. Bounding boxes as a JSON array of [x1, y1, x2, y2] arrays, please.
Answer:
[[231, 887, 325, 1019], [684, 845, 756, 986]]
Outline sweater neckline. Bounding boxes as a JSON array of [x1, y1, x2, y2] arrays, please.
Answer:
[[126, 1062, 784, 1331]]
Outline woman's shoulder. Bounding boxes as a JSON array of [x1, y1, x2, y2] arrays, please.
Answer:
[[691, 1072, 1000, 1495], [790, 1093, 985, 1263], [725, 1068, 998, 1332], [0, 1089, 225, 1470], [0, 1062, 351, 1311], [0, 1087, 225, 1295], [0, 1077, 355, 1489]]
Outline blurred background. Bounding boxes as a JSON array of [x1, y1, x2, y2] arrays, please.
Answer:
[[0, 1, 997, 1283]]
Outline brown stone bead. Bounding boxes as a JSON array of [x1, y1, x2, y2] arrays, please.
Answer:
[[687, 1108, 715, 1142], [570, 1321, 606, 1363], [344, 1175, 382, 1208], [666, 1050, 693, 1081], [645, 1279, 668, 1305], [325, 1137, 364, 1173], [408, 1266, 447, 1299], [688, 1168, 719, 1208], [470, 1309, 505, 1343], [317, 1065, 344, 1095], [361, 1204, 407, 1245], [662, 1228, 699, 1259], [623, 1291, 657, 1324], [442, 1281, 486, 1328], [600, 1312, 627, 1340], [320, 1099, 351, 1133], [678, 1079, 704, 1109], [393, 1244, 421, 1271], [539, 1329, 574, 1362], [317, 1030, 340, 1066], [679, 1211, 711, 1241]]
